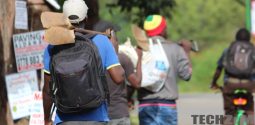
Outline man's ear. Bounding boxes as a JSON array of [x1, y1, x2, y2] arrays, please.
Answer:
[[105, 28, 112, 37]]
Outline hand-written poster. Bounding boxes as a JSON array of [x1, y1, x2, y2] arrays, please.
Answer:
[[15, 0, 28, 30], [29, 91, 44, 125], [13, 31, 48, 72], [5, 70, 39, 120]]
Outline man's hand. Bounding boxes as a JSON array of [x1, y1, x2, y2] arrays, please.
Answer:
[[128, 99, 135, 111], [44, 120, 52, 125], [179, 39, 192, 54], [136, 47, 143, 59], [210, 83, 220, 90]]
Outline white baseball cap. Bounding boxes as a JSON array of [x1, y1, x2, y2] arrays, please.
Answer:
[[63, 0, 88, 24]]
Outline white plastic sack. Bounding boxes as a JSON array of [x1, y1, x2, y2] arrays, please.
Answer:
[[141, 38, 170, 92], [119, 38, 152, 86], [119, 37, 153, 67], [119, 37, 138, 68], [118, 38, 169, 92]]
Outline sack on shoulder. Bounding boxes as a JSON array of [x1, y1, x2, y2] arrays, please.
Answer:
[[224, 41, 255, 78], [49, 32, 109, 114], [140, 38, 170, 92]]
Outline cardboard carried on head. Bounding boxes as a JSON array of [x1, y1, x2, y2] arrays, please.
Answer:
[[41, 12, 109, 45]]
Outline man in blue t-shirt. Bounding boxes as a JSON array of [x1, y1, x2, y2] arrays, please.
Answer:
[[43, 0, 124, 125]]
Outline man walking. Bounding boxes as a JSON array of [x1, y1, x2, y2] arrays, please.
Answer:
[[94, 22, 143, 125], [43, 0, 124, 125], [138, 15, 192, 125]]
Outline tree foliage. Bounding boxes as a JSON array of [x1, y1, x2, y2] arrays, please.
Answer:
[[169, 0, 245, 44], [55, 0, 246, 45], [107, 0, 176, 26], [235, 0, 246, 6]]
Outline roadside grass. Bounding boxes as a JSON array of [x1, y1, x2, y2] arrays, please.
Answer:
[[179, 41, 230, 93], [130, 114, 139, 125]]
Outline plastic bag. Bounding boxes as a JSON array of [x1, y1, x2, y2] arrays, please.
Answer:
[[141, 38, 170, 92]]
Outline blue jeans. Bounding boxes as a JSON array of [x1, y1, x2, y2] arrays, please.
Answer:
[[139, 106, 177, 125]]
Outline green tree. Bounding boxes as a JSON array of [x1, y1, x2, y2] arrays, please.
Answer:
[[169, 0, 245, 44], [172, 0, 246, 93], [107, 0, 176, 26], [235, 0, 246, 6]]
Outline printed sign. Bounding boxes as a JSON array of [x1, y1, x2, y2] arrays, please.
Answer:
[[15, 0, 28, 30], [27, 0, 44, 4], [13, 31, 48, 72], [5, 70, 39, 120], [29, 91, 44, 125]]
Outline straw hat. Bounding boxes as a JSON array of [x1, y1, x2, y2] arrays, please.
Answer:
[[131, 24, 149, 51]]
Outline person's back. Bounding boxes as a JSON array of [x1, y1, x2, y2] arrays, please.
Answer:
[[92, 22, 143, 125], [42, 1, 124, 125], [106, 47, 142, 125], [138, 36, 191, 100], [224, 29, 255, 81], [44, 34, 119, 124], [138, 15, 192, 125], [211, 28, 255, 89], [106, 53, 132, 124]]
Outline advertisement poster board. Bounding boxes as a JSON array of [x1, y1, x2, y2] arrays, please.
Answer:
[[13, 31, 48, 72], [5, 70, 39, 120], [29, 91, 44, 125], [15, 0, 28, 30]]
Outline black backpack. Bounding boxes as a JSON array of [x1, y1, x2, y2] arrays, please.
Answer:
[[224, 41, 255, 78], [49, 32, 109, 114]]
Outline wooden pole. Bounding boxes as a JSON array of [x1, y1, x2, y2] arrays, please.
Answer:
[[0, 0, 16, 125], [0, 0, 51, 124]]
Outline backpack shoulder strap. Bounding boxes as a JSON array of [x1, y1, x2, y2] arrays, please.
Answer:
[[75, 32, 97, 41]]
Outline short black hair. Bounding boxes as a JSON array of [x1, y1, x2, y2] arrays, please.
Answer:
[[93, 20, 121, 32], [84, 0, 99, 18], [235, 28, 251, 41]]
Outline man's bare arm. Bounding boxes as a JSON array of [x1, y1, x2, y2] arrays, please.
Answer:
[[210, 67, 223, 89], [127, 48, 143, 88], [108, 65, 125, 85], [43, 73, 53, 125]]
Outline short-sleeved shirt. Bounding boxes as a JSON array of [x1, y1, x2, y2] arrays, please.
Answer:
[[43, 34, 120, 124], [106, 53, 135, 119]]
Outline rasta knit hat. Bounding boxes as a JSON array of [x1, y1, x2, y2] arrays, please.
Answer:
[[63, 0, 88, 24], [143, 15, 167, 37]]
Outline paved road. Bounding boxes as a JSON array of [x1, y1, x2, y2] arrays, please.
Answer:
[[130, 93, 225, 125], [177, 93, 224, 125]]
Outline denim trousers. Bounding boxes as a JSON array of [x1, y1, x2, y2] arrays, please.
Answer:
[[139, 106, 177, 125]]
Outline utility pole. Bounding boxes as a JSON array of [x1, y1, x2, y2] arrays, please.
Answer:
[[246, 0, 251, 31], [0, 0, 16, 124]]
